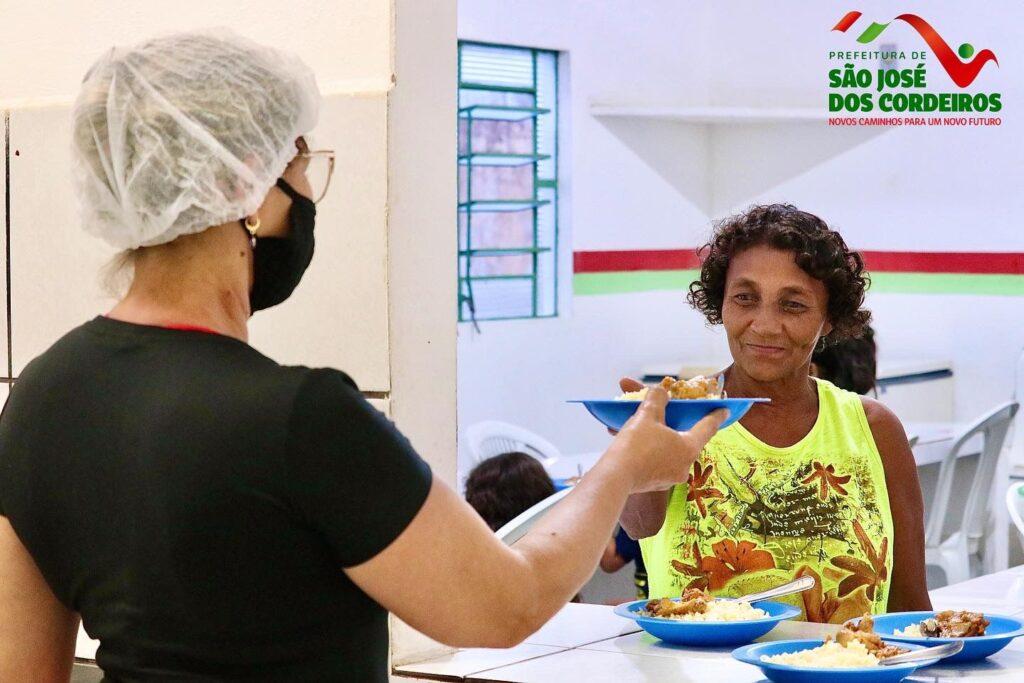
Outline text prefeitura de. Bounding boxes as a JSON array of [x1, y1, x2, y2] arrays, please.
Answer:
[[829, 51, 917, 60], [828, 63, 1002, 113]]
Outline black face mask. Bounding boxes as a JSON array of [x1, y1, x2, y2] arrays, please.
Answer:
[[243, 178, 316, 312]]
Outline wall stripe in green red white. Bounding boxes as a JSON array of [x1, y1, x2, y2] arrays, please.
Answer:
[[572, 250, 1024, 296]]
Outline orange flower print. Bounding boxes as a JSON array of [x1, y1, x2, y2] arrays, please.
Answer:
[[832, 519, 888, 601], [687, 461, 725, 518], [795, 565, 871, 624], [801, 461, 852, 501], [700, 539, 776, 590], [671, 542, 709, 591]]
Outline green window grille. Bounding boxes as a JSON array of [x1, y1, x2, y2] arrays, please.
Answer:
[[458, 41, 559, 323]]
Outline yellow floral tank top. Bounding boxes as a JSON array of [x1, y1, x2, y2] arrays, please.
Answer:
[[639, 378, 894, 623]]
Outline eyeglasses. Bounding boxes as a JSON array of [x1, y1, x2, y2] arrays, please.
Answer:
[[295, 149, 335, 204]]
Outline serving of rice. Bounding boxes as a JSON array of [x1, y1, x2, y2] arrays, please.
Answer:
[[761, 639, 880, 668], [648, 600, 766, 622], [617, 389, 648, 400], [895, 624, 925, 637]]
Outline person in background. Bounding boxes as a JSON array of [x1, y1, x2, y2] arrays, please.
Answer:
[[600, 527, 648, 599], [811, 323, 877, 395], [465, 452, 556, 532]]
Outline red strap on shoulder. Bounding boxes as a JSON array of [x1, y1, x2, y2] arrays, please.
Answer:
[[160, 323, 220, 335], [102, 314, 221, 336]]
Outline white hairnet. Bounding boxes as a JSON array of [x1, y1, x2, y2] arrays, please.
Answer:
[[72, 30, 320, 249]]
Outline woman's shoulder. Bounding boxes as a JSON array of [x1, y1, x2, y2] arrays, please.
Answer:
[[284, 366, 361, 400], [283, 366, 386, 432], [857, 395, 914, 471], [858, 395, 905, 436], [814, 379, 909, 456]]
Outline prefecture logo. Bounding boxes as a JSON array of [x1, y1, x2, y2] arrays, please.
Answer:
[[827, 11, 1002, 127]]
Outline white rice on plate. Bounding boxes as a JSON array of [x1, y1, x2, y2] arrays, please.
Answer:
[[762, 639, 879, 668], [616, 388, 648, 400], [895, 624, 925, 637], [650, 600, 766, 622]]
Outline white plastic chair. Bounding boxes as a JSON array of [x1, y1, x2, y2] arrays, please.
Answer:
[[464, 420, 562, 471], [925, 401, 1019, 585], [495, 488, 573, 545], [1006, 481, 1024, 546]]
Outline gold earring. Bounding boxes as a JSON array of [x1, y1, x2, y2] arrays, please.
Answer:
[[244, 215, 260, 248]]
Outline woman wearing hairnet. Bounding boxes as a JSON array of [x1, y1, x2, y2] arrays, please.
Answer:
[[0, 33, 725, 681]]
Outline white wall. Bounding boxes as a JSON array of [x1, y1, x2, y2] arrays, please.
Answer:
[[457, 0, 1024, 467], [0, 0, 391, 106]]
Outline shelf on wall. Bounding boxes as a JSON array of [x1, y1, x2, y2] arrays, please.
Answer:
[[458, 152, 551, 166], [458, 199, 550, 213], [459, 247, 552, 257], [459, 105, 550, 121], [462, 274, 535, 281], [590, 104, 830, 124]]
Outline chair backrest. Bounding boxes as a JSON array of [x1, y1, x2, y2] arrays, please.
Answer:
[[925, 401, 1020, 547], [1005, 481, 1024, 543], [464, 420, 561, 471], [495, 487, 573, 545], [1010, 348, 1024, 468]]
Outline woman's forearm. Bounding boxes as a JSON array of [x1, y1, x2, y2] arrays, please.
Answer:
[[347, 388, 718, 649], [509, 450, 634, 628], [620, 490, 670, 539]]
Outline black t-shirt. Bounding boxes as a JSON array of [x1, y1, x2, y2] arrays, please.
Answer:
[[0, 316, 432, 682]]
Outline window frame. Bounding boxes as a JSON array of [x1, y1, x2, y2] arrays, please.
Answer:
[[457, 40, 560, 323]]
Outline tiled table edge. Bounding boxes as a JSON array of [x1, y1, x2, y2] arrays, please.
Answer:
[[392, 646, 569, 681], [393, 606, 643, 680], [392, 625, 644, 680], [522, 625, 642, 650]]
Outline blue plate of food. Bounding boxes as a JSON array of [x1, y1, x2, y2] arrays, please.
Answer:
[[867, 610, 1024, 662], [570, 375, 768, 431], [613, 590, 800, 646], [733, 638, 941, 683]]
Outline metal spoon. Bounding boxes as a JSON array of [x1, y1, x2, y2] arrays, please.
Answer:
[[878, 640, 964, 665], [725, 575, 816, 603]]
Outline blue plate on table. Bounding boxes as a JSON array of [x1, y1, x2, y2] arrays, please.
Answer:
[[613, 598, 799, 646], [569, 398, 769, 432], [732, 639, 941, 683], [868, 611, 1024, 662]]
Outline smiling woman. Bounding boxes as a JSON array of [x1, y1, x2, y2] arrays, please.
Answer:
[[622, 204, 932, 623]]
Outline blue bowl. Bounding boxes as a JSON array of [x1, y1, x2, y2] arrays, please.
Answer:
[[552, 477, 575, 491], [732, 639, 940, 682], [867, 611, 1024, 662], [569, 398, 769, 432], [613, 598, 799, 646]]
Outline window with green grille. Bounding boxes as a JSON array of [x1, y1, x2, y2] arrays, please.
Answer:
[[458, 41, 559, 323]]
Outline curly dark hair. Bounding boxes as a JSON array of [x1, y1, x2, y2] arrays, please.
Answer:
[[465, 452, 556, 532], [687, 203, 871, 343], [812, 324, 877, 394]]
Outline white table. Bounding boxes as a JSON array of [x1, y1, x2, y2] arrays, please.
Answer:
[[394, 565, 1024, 681]]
